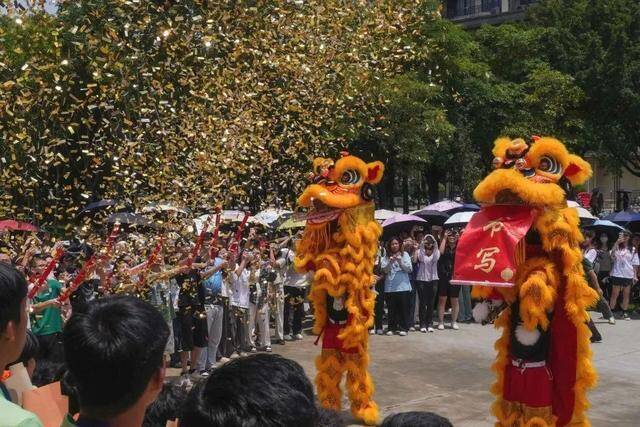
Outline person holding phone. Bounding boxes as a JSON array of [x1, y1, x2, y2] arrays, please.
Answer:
[[609, 230, 639, 320], [437, 229, 460, 330], [413, 234, 439, 332], [381, 237, 413, 336]]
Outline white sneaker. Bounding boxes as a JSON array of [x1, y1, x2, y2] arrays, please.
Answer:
[[385, 331, 394, 336], [408, 327, 416, 332], [294, 334, 304, 340], [609, 317, 616, 325], [376, 329, 384, 335], [398, 331, 407, 336], [284, 334, 293, 340], [452, 322, 460, 330], [427, 327, 435, 333], [437, 323, 445, 330], [218, 357, 231, 365], [420, 327, 427, 333], [230, 352, 240, 359], [369, 329, 376, 335]]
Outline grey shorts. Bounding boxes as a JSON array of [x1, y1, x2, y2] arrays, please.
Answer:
[[610, 277, 633, 288]]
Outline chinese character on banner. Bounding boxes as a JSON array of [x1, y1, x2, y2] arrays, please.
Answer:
[[451, 205, 534, 287]]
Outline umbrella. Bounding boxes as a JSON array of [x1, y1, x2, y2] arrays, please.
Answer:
[[421, 200, 462, 212], [574, 207, 596, 226], [446, 203, 481, 215], [374, 209, 399, 222], [0, 220, 40, 232], [584, 220, 627, 242], [602, 210, 640, 226], [277, 217, 306, 231], [77, 199, 118, 217], [141, 203, 189, 216], [444, 211, 476, 228], [382, 214, 428, 239], [253, 209, 292, 225], [410, 209, 450, 226], [567, 200, 580, 208], [106, 213, 154, 230]]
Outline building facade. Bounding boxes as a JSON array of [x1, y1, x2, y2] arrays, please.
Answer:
[[442, 0, 537, 28]]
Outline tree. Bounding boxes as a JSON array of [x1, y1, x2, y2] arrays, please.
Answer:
[[0, 0, 425, 225], [529, 0, 640, 175]]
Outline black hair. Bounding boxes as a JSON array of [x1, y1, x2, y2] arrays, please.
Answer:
[[8, 329, 39, 368], [381, 411, 453, 427], [32, 360, 66, 388], [180, 354, 317, 427], [63, 295, 169, 419], [0, 263, 28, 334], [142, 382, 190, 427], [316, 407, 346, 427]]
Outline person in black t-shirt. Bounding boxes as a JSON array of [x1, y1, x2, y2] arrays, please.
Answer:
[[174, 258, 208, 381]]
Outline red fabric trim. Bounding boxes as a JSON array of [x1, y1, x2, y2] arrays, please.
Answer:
[[322, 323, 358, 354], [503, 362, 553, 407], [550, 283, 577, 426]]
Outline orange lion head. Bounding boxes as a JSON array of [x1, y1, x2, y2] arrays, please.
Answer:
[[298, 153, 384, 227], [474, 136, 592, 208]]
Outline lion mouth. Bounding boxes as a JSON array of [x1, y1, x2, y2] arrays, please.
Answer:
[[495, 190, 526, 205], [306, 199, 342, 225]]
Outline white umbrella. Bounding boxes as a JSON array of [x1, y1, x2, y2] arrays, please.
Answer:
[[193, 211, 256, 234], [444, 211, 476, 228], [575, 207, 596, 224], [375, 209, 399, 222], [253, 209, 292, 225], [567, 200, 580, 208]]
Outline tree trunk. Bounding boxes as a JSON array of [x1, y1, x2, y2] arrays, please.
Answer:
[[384, 155, 396, 209], [402, 173, 409, 213], [426, 168, 440, 204]]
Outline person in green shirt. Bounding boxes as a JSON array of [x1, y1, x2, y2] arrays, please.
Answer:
[[29, 256, 64, 363], [0, 263, 44, 427]]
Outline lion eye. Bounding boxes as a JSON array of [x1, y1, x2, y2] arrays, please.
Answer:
[[538, 156, 562, 174], [340, 170, 360, 185]]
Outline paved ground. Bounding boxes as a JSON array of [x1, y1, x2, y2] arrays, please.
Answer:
[[271, 314, 640, 426]]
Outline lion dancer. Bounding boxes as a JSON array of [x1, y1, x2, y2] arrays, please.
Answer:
[[453, 137, 598, 426], [294, 153, 384, 425]]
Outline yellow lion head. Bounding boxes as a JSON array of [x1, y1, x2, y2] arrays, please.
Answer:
[[298, 153, 384, 227], [474, 136, 592, 208]]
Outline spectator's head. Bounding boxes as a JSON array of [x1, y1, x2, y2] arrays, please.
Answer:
[[7, 329, 39, 378], [63, 296, 169, 421], [143, 382, 189, 427], [387, 237, 401, 254], [180, 354, 317, 427], [582, 229, 596, 247], [381, 411, 453, 427], [0, 263, 29, 370], [0, 252, 12, 264], [28, 253, 48, 277]]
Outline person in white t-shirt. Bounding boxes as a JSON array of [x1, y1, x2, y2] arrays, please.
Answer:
[[609, 231, 639, 320], [228, 251, 252, 357]]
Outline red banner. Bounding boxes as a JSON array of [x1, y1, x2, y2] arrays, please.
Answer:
[[451, 205, 534, 287]]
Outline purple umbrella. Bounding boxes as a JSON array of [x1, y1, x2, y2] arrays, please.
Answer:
[[382, 214, 428, 240], [422, 200, 462, 212]]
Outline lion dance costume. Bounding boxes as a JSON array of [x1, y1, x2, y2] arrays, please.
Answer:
[[454, 137, 598, 426], [294, 153, 384, 425]]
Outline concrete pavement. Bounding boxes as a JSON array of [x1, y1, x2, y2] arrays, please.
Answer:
[[273, 314, 640, 426]]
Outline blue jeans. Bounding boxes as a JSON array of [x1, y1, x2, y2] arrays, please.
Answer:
[[459, 285, 473, 321]]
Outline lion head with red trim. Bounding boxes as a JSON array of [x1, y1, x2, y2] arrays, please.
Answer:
[[298, 153, 384, 227], [475, 136, 592, 207]]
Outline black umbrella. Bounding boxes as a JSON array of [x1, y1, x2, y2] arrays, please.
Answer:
[[107, 213, 155, 230], [410, 209, 450, 226], [77, 199, 117, 216], [446, 203, 481, 215]]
